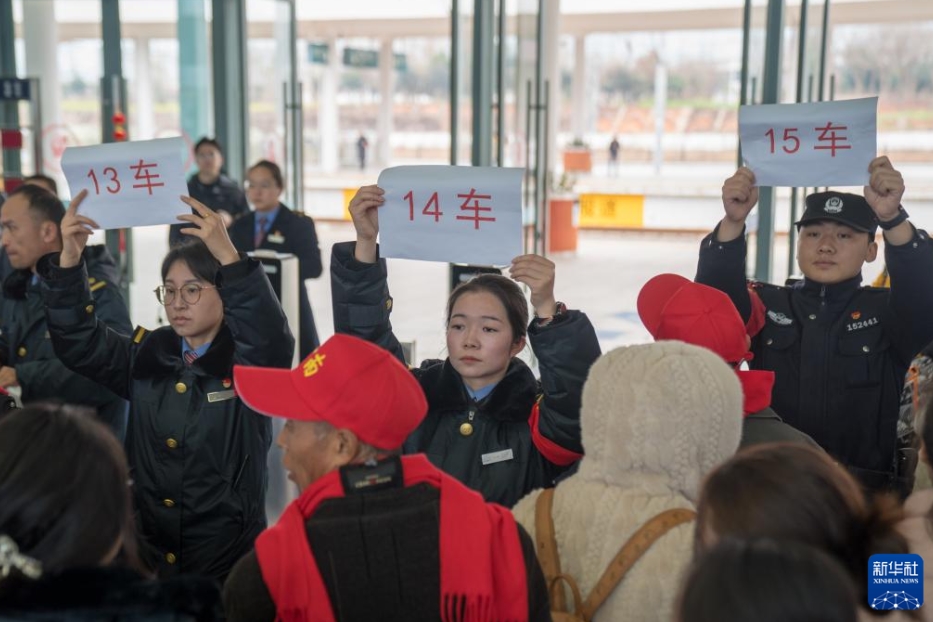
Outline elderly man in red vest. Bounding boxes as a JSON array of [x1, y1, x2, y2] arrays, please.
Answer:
[[223, 333, 549, 622]]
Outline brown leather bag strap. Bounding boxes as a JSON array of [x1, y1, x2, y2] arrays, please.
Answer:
[[534, 488, 567, 611], [581, 508, 696, 619]]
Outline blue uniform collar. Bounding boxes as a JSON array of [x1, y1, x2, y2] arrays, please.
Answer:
[[181, 338, 212, 360], [464, 381, 497, 402]]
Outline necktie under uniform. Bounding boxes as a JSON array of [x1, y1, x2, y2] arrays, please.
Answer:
[[255, 216, 268, 248]]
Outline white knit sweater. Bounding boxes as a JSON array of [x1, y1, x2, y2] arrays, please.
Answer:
[[513, 341, 744, 622]]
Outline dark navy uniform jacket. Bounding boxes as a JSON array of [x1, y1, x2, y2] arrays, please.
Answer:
[[228, 204, 323, 358], [330, 241, 601, 507], [39, 255, 294, 582], [0, 246, 132, 437], [697, 222, 933, 494]]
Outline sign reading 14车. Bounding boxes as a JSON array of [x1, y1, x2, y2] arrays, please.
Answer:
[[377, 165, 524, 266], [738, 96, 877, 188]]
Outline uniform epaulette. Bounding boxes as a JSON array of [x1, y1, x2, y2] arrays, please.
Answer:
[[89, 277, 107, 293], [132, 326, 150, 344]]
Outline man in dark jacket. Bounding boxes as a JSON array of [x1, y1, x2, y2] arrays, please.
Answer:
[[224, 334, 550, 622], [638, 273, 820, 450], [227, 207, 322, 357], [0, 184, 132, 437], [695, 156, 933, 495], [168, 137, 249, 247]]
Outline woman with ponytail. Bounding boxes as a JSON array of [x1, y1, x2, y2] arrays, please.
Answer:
[[695, 443, 917, 620]]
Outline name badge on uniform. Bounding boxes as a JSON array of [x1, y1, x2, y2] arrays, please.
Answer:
[[481, 448, 514, 466], [266, 232, 285, 245], [207, 390, 236, 403]]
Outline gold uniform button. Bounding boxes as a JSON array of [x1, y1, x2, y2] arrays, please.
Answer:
[[459, 422, 474, 436], [165, 552, 177, 564], [163, 498, 175, 508], [175, 382, 187, 394], [16, 346, 26, 357], [862, 345, 870, 353], [808, 314, 817, 320], [85, 304, 94, 314], [765, 338, 773, 346], [166, 438, 178, 449]]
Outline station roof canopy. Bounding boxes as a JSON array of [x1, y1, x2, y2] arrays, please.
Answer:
[[15, 0, 933, 40]]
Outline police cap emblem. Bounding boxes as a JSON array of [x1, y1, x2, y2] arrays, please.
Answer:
[[824, 196, 844, 214]]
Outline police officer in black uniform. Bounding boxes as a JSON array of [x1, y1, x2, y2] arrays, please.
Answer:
[[168, 137, 249, 248], [0, 184, 132, 437], [228, 159, 323, 357], [696, 156, 933, 495]]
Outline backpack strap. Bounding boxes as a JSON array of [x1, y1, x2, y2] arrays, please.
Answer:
[[534, 488, 567, 611], [581, 508, 696, 619]]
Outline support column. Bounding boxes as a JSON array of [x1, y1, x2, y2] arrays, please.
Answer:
[[377, 38, 395, 168], [0, 0, 21, 178], [178, 0, 210, 164], [319, 38, 339, 172], [471, 0, 494, 166], [23, 0, 60, 176], [571, 35, 586, 140], [755, 0, 784, 282], [653, 59, 667, 175], [134, 38, 155, 140], [541, 0, 560, 174], [212, 0, 248, 181], [101, 0, 132, 300]]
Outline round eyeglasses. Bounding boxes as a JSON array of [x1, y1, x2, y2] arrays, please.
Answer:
[[154, 284, 217, 306]]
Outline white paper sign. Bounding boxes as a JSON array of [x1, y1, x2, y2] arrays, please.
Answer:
[[377, 165, 523, 266], [61, 137, 189, 229], [739, 97, 877, 187]]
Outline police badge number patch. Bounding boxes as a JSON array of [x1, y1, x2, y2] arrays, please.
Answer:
[[767, 310, 794, 326]]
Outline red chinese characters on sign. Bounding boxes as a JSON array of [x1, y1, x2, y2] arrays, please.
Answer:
[[456, 188, 496, 230], [85, 161, 165, 196], [813, 122, 852, 157], [130, 159, 165, 194], [765, 122, 852, 158], [402, 189, 497, 230]]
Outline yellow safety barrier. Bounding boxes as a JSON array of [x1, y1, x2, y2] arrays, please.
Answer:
[[342, 188, 357, 220], [578, 193, 644, 229]]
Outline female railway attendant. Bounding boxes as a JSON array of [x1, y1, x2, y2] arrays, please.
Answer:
[[38, 191, 294, 581], [330, 184, 601, 507]]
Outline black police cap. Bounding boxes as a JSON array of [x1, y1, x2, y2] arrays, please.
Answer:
[[795, 191, 878, 235]]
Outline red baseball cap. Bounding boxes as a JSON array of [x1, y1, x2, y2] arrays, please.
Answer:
[[637, 274, 750, 364], [234, 334, 428, 449]]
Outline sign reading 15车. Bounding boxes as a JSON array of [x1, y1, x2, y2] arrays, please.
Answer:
[[738, 97, 877, 188]]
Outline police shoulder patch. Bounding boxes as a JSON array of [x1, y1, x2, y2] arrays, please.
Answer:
[[132, 326, 150, 344]]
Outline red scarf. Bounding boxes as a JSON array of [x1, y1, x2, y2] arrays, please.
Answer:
[[736, 369, 775, 417], [255, 454, 528, 622]]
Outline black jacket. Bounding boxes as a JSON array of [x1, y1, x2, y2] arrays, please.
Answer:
[[228, 204, 323, 357], [0, 566, 221, 621], [38, 255, 295, 581], [168, 174, 249, 247], [696, 223, 933, 493], [330, 241, 601, 507], [0, 245, 132, 437], [222, 482, 551, 622]]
